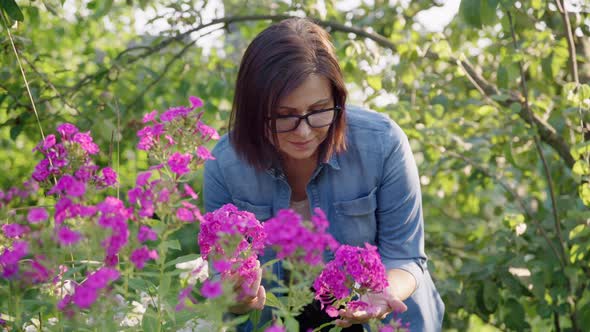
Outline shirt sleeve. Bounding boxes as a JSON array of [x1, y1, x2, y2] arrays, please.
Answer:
[[203, 151, 232, 213], [376, 121, 426, 289]]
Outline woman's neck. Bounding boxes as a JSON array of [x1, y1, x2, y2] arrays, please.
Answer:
[[281, 154, 318, 201]]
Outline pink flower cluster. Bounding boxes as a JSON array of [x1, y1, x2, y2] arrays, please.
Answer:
[[32, 123, 115, 189], [96, 197, 132, 266], [59, 267, 120, 311], [198, 204, 266, 293], [0, 180, 39, 209], [263, 208, 338, 265], [313, 243, 389, 307], [136, 96, 218, 177]]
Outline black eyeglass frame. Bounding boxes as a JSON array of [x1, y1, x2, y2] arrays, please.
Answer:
[[266, 106, 342, 133]]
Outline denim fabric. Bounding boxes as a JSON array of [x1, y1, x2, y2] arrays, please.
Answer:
[[203, 105, 445, 331]]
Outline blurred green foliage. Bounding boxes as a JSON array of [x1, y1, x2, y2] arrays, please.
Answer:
[[1, 0, 590, 330]]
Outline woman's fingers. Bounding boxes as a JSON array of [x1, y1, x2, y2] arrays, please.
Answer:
[[251, 285, 266, 310], [334, 318, 353, 328]]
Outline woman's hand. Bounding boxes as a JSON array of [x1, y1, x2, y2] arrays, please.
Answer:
[[334, 291, 407, 328], [228, 260, 266, 314]]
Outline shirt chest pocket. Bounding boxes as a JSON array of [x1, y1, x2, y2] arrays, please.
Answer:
[[232, 198, 273, 222], [332, 187, 378, 246]]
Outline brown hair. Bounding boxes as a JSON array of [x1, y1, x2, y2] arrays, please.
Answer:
[[229, 17, 347, 170]]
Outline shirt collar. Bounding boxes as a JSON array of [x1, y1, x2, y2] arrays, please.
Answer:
[[264, 153, 340, 178]]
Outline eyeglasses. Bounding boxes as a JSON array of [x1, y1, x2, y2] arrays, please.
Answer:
[[267, 106, 341, 133]]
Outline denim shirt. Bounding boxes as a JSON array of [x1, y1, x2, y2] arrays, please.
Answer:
[[203, 105, 445, 331]]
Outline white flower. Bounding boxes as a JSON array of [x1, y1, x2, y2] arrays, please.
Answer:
[[176, 318, 227, 332], [515, 223, 527, 236], [176, 257, 209, 284], [55, 280, 75, 298]]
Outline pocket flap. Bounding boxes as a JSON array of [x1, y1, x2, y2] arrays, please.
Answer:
[[232, 198, 273, 221], [333, 187, 378, 216]]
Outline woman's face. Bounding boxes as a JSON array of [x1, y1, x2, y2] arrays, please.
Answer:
[[270, 74, 334, 163]]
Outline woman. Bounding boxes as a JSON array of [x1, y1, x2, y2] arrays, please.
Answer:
[[203, 17, 444, 331]]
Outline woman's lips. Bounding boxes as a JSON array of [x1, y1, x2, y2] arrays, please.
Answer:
[[289, 139, 312, 149]]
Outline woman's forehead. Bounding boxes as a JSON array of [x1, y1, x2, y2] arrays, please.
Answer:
[[278, 74, 332, 110]]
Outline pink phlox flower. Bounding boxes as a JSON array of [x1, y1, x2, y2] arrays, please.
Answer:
[[176, 284, 198, 311], [130, 246, 158, 269], [54, 197, 73, 224], [138, 197, 155, 218], [127, 187, 143, 203], [201, 280, 222, 298], [27, 207, 49, 224], [72, 284, 98, 309], [182, 201, 204, 223], [189, 96, 204, 109], [157, 188, 170, 203], [164, 134, 175, 146], [325, 305, 340, 318], [347, 300, 369, 312], [183, 184, 199, 200], [137, 225, 158, 243], [57, 294, 73, 311], [85, 267, 120, 289], [73, 132, 99, 155], [168, 152, 192, 175], [196, 121, 220, 140], [199, 204, 266, 259], [101, 167, 118, 187], [24, 257, 53, 283], [136, 124, 163, 151], [142, 110, 158, 123], [2, 223, 30, 238], [314, 243, 388, 307], [0, 241, 28, 278], [74, 164, 99, 183], [49, 175, 86, 197], [264, 208, 337, 265], [212, 259, 232, 274], [56, 123, 79, 140], [41, 134, 56, 150], [176, 207, 195, 222], [105, 253, 119, 267], [56, 226, 82, 246], [97, 196, 127, 216], [264, 325, 286, 332], [378, 326, 395, 332], [160, 106, 191, 122], [32, 159, 51, 182], [196, 146, 215, 161], [236, 255, 260, 294]]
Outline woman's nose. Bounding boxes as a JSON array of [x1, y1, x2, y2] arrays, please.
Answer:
[[293, 118, 312, 136]]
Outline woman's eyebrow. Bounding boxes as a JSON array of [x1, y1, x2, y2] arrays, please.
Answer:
[[279, 98, 331, 110]]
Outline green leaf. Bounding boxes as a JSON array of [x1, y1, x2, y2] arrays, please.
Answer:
[[459, 0, 482, 28], [481, 0, 499, 26], [497, 66, 509, 89], [503, 298, 529, 330], [10, 123, 23, 140], [165, 239, 181, 251], [573, 160, 590, 177], [142, 307, 159, 332], [284, 317, 299, 332], [264, 291, 283, 309], [579, 183, 590, 206], [164, 253, 201, 268], [1, 0, 24, 21], [159, 274, 171, 301], [367, 75, 382, 91]]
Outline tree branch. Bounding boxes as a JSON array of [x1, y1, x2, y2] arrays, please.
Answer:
[[507, 10, 567, 268], [444, 149, 564, 266]]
